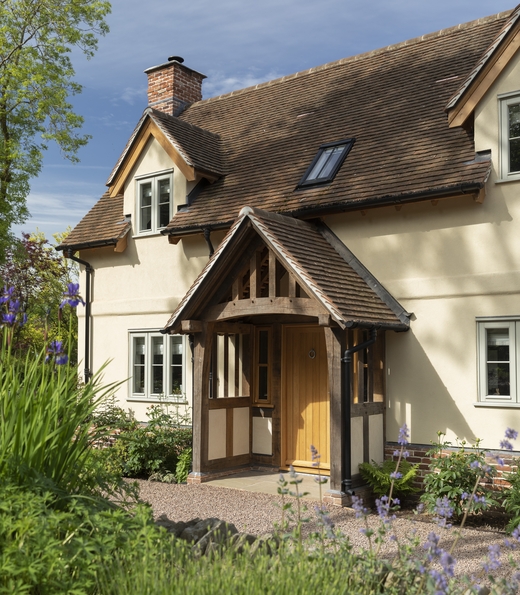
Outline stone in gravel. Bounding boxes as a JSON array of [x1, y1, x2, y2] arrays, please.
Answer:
[[193, 520, 238, 556], [180, 518, 221, 543], [155, 515, 199, 537], [228, 532, 257, 554]]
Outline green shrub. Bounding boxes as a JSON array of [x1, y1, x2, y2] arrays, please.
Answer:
[[103, 403, 192, 480], [502, 458, 520, 532], [359, 458, 419, 497], [420, 433, 497, 517], [0, 482, 170, 595], [0, 346, 125, 501], [175, 447, 192, 483]]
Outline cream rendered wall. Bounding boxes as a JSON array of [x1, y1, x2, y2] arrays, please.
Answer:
[[76, 137, 217, 421], [326, 57, 520, 450]]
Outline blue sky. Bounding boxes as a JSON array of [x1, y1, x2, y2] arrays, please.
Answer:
[[15, 0, 515, 240]]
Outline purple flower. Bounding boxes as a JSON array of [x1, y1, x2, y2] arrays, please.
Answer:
[[505, 428, 518, 441], [60, 283, 85, 309], [351, 495, 368, 519], [314, 475, 328, 484], [398, 423, 409, 446], [390, 471, 403, 480], [2, 313, 16, 326], [393, 450, 400, 457], [434, 496, 453, 528], [0, 286, 14, 305], [8, 299, 20, 313], [500, 439, 514, 451], [45, 340, 68, 366], [440, 551, 455, 577], [482, 544, 501, 573]]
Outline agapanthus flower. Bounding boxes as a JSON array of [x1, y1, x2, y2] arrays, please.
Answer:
[[60, 283, 85, 309]]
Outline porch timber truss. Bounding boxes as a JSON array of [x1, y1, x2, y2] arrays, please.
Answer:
[[163, 207, 410, 500]]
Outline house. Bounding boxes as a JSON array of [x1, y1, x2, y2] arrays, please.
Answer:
[[58, 6, 520, 504]]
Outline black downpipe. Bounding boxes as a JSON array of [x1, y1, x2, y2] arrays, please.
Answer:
[[203, 228, 214, 257], [66, 250, 93, 384], [342, 328, 378, 494]]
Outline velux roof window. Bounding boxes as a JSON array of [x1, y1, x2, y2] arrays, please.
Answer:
[[298, 139, 355, 188]]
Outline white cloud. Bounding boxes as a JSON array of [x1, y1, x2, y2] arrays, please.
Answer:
[[203, 69, 286, 98]]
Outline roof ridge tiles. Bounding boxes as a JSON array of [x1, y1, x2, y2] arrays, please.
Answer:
[[194, 9, 512, 106]]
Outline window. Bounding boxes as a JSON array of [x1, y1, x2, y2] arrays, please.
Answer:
[[136, 171, 173, 234], [500, 95, 520, 180], [253, 327, 271, 403], [477, 319, 519, 404], [130, 331, 185, 400], [298, 139, 355, 187]]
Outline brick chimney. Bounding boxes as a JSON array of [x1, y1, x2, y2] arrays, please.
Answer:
[[144, 56, 206, 116]]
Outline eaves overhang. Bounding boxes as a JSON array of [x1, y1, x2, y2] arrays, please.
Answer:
[[161, 178, 489, 241]]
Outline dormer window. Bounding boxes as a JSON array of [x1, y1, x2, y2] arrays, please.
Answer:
[[136, 171, 173, 234], [298, 139, 355, 188]]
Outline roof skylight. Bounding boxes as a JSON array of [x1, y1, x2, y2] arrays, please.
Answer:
[[298, 139, 355, 187]]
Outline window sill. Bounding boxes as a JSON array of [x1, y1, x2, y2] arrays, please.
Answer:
[[132, 231, 165, 239], [494, 176, 520, 184], [474, 401, 520, 408], [128, 396, 188, 405]]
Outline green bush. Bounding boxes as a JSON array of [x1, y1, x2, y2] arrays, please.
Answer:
[[359, 458, 419, 497], [502, 458, 520, 532], [0, 345, 126, 502], [420, 433, 497, 517], [0, 482, 171, 595], [175, 447, 192, 483], [98, 402, 193, 480]]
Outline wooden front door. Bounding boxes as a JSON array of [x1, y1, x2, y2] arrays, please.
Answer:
[[282, 325, 330, 472]]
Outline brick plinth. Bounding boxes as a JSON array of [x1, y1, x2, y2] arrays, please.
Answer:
[[384, 442, 519, 491]]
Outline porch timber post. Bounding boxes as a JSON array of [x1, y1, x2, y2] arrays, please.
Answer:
[[324, 326, 346, 497], [188, 322, 214, 482]]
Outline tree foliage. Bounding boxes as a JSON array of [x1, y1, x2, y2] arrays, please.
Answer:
[[0, 0, 111, 258], [0, 230, 79, 359]]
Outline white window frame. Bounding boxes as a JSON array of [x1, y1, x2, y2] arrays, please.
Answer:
[[135, 170, 173, 235], [129, 330, 186, 402], [477, 317, 520, 405], [499, 93, 520, 182]]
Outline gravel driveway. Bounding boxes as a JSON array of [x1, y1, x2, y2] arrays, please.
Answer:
[[136, 479, 520, 586]]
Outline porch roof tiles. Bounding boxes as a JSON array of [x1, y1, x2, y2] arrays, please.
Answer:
[[164, 207, 410, 332]]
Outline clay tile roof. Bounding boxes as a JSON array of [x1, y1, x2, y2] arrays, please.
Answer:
[[164, 207, 410, 332], [56, 192, 130, 252], [106, 109, 225, 186], [447, 6, 520, 110], [150, 109, 226, 176], [164, 11, 509, 234]]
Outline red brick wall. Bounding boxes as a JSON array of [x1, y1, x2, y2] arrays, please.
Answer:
[[384, 443, 518, 490], [147, 61, 204, 116]]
